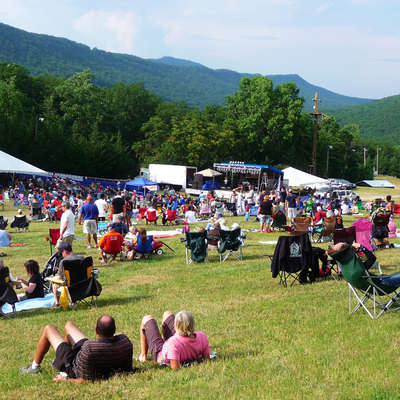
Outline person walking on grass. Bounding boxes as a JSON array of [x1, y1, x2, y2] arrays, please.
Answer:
[[78, 195, 98, 248], [20, 316, 133, 383]]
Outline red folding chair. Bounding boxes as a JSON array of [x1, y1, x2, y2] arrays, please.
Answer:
[[145, 210, 157, 225], [393, 204, 400, 214], [47, 228, 60, 255], [166, 209, 177, 225], [138, 207, 147, 219]]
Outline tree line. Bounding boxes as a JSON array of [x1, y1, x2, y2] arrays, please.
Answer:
[[0, 62, 395, 181]]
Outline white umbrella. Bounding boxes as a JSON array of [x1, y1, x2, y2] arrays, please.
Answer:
[[195, 168, 222, 178]]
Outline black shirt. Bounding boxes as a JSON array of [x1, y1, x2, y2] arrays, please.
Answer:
[[286, 194, 297, 208], [259, 200, 273, 215], [27, 273, 44, 299], [112, 197, 125, 214]]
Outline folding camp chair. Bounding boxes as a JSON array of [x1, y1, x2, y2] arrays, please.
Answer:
[[0, 265, 19, 318], [47, 228, 60, 255], [293, 216, 311, 236], [271, 211, 287, 232], [271, 233, 313, 287], [352, 219, 373, 251], [138, 208, 147, 220], [312, 216, 336, 243], [145, 210, 157, 225], [182, 231, 208, 264], [394, 204, 400, 215], [372, 213, 390, 249], [218, 229, 243, 262], [330, 244, 400, 319], [52, 256, 101, 308], [166, 209, 177, 225]]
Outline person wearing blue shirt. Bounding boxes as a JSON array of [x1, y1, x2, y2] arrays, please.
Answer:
[[78, 195, 99, 248]]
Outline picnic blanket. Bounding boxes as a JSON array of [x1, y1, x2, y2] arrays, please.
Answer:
[[1, 293, 55, 314], [147, 230, 183, 238]]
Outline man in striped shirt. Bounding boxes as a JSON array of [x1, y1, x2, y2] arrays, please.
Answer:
[[20, 315, 133, 383]]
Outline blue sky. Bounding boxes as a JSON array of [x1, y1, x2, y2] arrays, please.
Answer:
[[0, 0, 399, 99]]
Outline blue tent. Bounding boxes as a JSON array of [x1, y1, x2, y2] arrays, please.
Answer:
[[124, 177, 159, 191]]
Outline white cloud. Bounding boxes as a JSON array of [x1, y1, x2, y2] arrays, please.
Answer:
[[73, 10, 140, 54]]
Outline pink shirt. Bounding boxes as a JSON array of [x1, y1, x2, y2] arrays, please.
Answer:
[[159, 331, 209, 364]]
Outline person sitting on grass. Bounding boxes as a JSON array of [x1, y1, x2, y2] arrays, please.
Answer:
[[20, 316, 133, 383], [138, 310, 209, 370], [0, 222, 11, 249], [98, 223, 124, 263], [16, 260, 44, 301]]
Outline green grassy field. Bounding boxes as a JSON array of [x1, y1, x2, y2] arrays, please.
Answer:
[[2, 193, 400, 400]]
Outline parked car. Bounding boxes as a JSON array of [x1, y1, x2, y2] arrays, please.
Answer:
[[328, 178, 356, 189], [331, 190, 359, 200]]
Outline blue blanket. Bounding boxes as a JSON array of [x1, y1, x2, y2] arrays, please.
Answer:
[[1, 293, 55, 314]]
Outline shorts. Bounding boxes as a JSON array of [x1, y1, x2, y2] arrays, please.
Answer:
[[112, 213, 124, 223], [259, 214, 272, 225], [53, 338, 88, 378], [143, 314, 175, 362], [56, 235, 74, 248], [288, 208, 297, 219], [83, 220, 97, 234]]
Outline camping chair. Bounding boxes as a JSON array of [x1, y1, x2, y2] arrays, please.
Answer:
[[48, 256, 101, 308], [138, 207, 147, 220], [166, 209, 177, 225], [330, 244, 400, 319], [271, 211, 287, 232], [31, 202, 42, 220], [352, 219, 373, 251], [218, 229, 243, 262], [10, 215, 29, 232], [293, 216, 311, 236], [182, 231, 208, 264], [145, 210, 157, 225], [271, 233, 313, 287], [47, 228, 60, 255], [393, 204, 400, 215], [0, 216, 8, 229], [312, 216, 336, 243], [372, 213, 390, 249], [0, 266, 18, 318]]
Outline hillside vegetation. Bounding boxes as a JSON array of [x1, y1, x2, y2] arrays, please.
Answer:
[[329, 95, 400, 143], [0, 22, 372, 110]]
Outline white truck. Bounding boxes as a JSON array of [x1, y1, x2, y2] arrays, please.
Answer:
[[148, 164, 197, 189]]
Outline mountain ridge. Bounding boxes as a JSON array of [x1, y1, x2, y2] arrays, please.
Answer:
[[0, 22, 373, 110]]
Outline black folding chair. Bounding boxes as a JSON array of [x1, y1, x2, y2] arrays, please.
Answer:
[[0, 266, 18, 318], [181, 231, 208, 264], [218, 229, 243, 262]]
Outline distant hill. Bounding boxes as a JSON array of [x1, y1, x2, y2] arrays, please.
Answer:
[[329, 95, 400, 143], [0, 22, 373, 110]]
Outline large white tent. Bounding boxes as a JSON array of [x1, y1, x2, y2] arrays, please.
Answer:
[[0, 150, 47, 175], [283, 167, 328, 188]]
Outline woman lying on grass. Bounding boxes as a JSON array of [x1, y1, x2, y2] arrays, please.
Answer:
[[138, 310, 209, 370]]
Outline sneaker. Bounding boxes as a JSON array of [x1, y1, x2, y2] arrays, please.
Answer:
[[20, 364, 42, 374], [87, 245, 92, 249]]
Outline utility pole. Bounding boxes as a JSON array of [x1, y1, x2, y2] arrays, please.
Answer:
[[376, 147, 381, 175], [363, 147, 367, 168], [309, 93, 329, 175], [310, 93, 321, 175], [326, 145, 333, 178]]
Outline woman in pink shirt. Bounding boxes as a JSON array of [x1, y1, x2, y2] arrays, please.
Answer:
[[138, 310, 209, 370]]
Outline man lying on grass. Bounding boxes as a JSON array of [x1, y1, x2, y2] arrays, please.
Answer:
[[138, 310, 209, 370], [20, 315, 133, 383]]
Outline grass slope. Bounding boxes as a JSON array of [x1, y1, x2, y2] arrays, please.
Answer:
[[329, 95, 400, 143], [0, 22, 372, 110], [1, 194, 400, 399]]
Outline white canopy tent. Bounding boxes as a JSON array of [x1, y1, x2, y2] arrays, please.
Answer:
[[0, 150, 47, 175], [283, 167, 328, 188]]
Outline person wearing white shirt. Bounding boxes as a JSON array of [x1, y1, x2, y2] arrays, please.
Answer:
[[57, 201, 75, 246], [95, 194, 108, 221]]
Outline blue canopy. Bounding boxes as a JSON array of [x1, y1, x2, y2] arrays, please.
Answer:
[[124, 177, 159, 190]]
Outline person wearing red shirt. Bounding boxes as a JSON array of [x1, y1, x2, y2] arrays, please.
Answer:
[[98, 224, 124, 263]]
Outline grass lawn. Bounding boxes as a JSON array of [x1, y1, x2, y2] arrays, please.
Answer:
[[2, 195, 400, 399]]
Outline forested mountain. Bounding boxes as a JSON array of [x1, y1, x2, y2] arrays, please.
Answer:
[[329, 95, 400, 144], [0, 22, 372, 110]]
